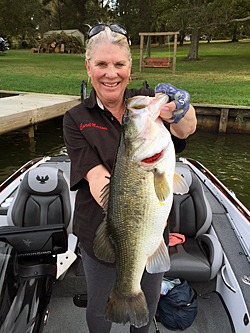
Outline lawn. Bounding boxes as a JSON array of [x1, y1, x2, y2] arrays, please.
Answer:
[[0, 40, 250, 106]]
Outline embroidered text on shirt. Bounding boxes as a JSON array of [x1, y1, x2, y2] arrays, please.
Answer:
[[80, 123, 108, 131]]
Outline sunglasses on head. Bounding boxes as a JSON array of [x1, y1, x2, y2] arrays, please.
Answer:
[[88, 23, 129, 43]]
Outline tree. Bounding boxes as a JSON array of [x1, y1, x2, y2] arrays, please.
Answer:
[[113, 0, 155, 43], [165, 0, 250, 60], [2, 0, 249, 50], [43, 0, 113, 35], [224, 0, 250, 41], [0, 0, 50, 46]]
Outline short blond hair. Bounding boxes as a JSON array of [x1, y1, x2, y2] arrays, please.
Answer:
[[85, 26, 131, 65]]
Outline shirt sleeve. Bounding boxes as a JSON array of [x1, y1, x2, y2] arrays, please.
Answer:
[[63, 111, 102, 191], [163, 121, 186, 153]]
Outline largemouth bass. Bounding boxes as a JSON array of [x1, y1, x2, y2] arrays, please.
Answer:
[[93, 93, 188, 328]]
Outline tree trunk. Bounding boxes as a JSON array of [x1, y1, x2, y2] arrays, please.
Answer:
[[186, 27, 200, 60], [158, 23, 165, 47], [207, 34, 212, 43], [179, 31, 185, 47], [147, 36, 151, 58], [231, 27, 238, 42]]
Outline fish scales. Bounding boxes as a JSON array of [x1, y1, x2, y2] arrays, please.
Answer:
[[105, 141, 168, 327], [108, 152, 164, 291], [93, 94, 189, 328]]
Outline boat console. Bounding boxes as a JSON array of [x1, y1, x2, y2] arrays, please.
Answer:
[[0, 224, 67, 256]]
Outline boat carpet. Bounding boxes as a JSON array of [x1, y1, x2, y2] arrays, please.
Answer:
[[43, 290, 232, 332], [44, 260, 233, 332]]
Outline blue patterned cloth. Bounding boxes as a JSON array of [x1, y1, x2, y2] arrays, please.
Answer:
[[155, 83, 190, 123]]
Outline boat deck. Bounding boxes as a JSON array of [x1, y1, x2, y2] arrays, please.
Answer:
[[43, 258, 233, 333], [43, 178, 234, 333], [2, 157, 246, 332]]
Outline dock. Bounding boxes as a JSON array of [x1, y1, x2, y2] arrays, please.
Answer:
[[1, 90, 249, 135], [0, 90, 81, 138], [193, 103, 250, 134]]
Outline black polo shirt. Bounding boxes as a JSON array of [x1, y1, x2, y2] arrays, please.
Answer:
[[63, 87, 186, 264]]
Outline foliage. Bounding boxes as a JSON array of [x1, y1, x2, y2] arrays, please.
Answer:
[[42, 0, 114, 35], [40, 31, 84, 53], [113, 0, 156, 43], [0, 0, 249, 57], [0, 0, 49, 40], [0, 0, 114, 46], [0, 41, 250, 107]]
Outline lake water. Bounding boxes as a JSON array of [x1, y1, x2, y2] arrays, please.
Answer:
[[0, 117, 249, 210]]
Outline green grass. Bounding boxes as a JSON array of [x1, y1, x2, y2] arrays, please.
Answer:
[[0, 40, 250, 105], [0, 50, 85, 95]]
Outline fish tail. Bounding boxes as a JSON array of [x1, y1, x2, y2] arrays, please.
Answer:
[[105, 286, 149, 328]]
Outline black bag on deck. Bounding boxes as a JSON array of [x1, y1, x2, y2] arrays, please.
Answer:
[[158, 279, 197, 331]]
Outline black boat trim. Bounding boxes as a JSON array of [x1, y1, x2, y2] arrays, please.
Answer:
[[0, 157, 43, 193], [187, 158, 250, 223]]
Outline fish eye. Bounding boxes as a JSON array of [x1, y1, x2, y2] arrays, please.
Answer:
[[123, 115, 130, 125], [122, 109, 130, 124]]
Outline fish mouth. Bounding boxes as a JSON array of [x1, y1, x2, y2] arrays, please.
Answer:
[[103, 82, 119, 87], [141, 150, 164, 164]]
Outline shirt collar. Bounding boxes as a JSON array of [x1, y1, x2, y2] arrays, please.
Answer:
[[96, 96, 104, 110], [84, 88, 97, 108], [84, 87, 130, 109]]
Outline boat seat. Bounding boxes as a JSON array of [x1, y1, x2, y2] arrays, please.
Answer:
[[165, 163, 223, 282], [7, 167, 71, 228]]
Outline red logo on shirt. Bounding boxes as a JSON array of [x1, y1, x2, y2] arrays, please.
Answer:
[[80, 123, 108, 131]]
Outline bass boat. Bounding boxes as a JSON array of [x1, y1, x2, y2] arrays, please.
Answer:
[[0, 155, 249, 333]]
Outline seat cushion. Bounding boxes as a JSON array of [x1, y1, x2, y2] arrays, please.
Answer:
[[166, 238, 211, 282], [7, 167, 71, 228]]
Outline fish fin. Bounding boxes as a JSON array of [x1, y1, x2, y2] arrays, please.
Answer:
[[154, 170, 170, 202], [105, 285, 149, 328], [146, 238, 170, 273], [173, 172, 189, 194], [100, 180, 110, 213], [93, 218, 115, 263]]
